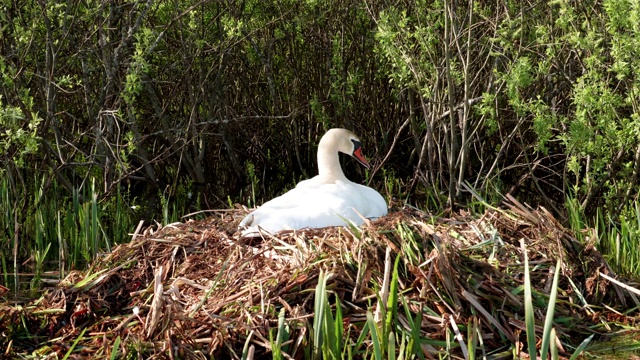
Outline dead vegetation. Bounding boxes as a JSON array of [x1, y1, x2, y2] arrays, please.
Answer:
[[1, 197, 640, 359]]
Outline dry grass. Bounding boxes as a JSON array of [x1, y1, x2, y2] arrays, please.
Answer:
[[1, 197, 639, 359]]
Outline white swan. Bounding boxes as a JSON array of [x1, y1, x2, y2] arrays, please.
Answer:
[[239, 128, 388, 236]]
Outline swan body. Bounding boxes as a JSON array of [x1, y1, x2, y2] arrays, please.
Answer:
[[239, 128, 387, 236]]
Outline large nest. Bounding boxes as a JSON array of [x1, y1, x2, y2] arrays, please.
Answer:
[[2, 197, 639, 359]]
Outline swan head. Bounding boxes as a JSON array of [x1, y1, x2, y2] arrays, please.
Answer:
[[320, 128, 370, 169]]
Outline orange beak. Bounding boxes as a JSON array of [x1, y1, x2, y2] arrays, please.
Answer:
[[352, 142, 370, 169]]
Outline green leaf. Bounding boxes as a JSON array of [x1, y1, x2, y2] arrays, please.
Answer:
[[569, 334, 594, 360], [522, 240, 537, 358], [109, 336, 121, 360], [313, 271, 328, 358], [540, 258, 562, 360], [367, 311, 383, 360]]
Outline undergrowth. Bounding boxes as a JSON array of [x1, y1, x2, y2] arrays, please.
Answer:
[[0, 174, 190, 294], [566, 196, 640, 277], [1, 202, 639, 359]]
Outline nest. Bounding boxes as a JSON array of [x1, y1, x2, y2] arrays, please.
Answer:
[[2, 197, 639, 359]]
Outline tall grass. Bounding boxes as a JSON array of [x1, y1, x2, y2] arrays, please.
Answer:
[[310, 262, 432, 360], [521, 240, 593, 359], [597, 203, 640, 275], [0, 173, 188, 293], [565, 196, 640, 277], [0, 177, 14, 290]]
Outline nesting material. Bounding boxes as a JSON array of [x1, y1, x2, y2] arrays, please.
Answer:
[[1, 198, 638, 359]]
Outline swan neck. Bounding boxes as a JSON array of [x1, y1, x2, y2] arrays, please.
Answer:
[[317, 141, 347, 182]]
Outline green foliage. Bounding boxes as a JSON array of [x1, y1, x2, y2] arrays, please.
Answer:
[[522, 246, 593, 359], [124, 27, 156, 106], [269, 308, 289, 360], [313, 272, 345, 359], [311, 257, 430, 359], [375, 7, 440, 98], [3, 0, 640, 291], [0, 98, 41, 168], [539, 258, 562, 360], [552, 0, 640, 214], [522, 242, 537, 358], [0, 167, 192, 292], [591, 202, 640, 276]]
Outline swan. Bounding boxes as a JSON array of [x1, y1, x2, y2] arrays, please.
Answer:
[[239, 128, 387, 236]]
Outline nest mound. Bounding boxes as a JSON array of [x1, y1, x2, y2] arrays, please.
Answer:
[[2, 197, 639, 359]]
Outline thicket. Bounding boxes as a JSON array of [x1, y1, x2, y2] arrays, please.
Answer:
[[2, 0, 640, 278]]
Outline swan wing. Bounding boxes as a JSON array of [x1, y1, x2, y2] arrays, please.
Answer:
[[240, 181, 387, 236]]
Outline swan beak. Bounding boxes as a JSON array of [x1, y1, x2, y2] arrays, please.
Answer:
[[351, 141, 370, 169]]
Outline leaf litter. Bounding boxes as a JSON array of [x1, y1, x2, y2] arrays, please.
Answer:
[[1, 197, 640, 359]]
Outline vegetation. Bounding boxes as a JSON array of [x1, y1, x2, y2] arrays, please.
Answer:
[[2, 0, 640, 357], [2, 0, 640, 274], [2, 201, 636, 359]]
